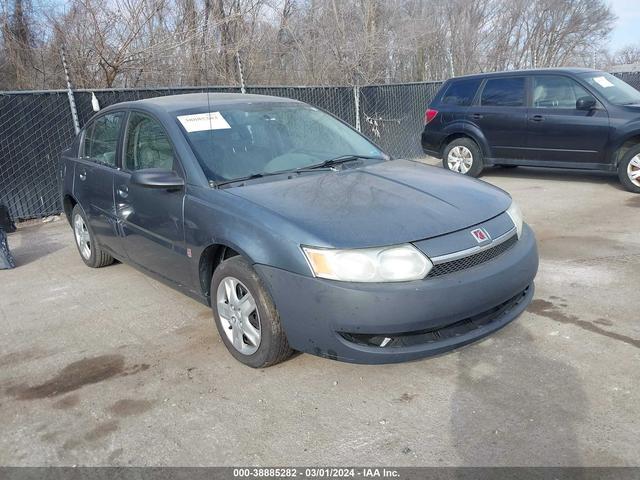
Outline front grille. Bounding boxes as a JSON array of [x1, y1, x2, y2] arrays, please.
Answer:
[[339, 286, 529, 348], [427, 234, 518, 278]]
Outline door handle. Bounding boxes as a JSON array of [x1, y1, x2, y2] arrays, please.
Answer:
[[471, 113, 483, 120], [530, 115, 544, 122], [78, 170, 87, 181], [117, 185, 129, 199]]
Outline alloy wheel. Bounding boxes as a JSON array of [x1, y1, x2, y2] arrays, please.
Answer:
[[73, 214, 91, 260], [447, 146, 473, 174], [216, 276, 261, 355], [628, 154, 640, 187]]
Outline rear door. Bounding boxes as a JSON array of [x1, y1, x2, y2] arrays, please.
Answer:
[[114, 111, 190, 286], [526, 74, 610, 164], [73, 111, 125, 257], [468, 76, 529, 161]]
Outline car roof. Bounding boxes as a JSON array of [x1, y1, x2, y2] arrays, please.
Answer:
[[449, 67, 600, 81], [103, 92, 302, 115]]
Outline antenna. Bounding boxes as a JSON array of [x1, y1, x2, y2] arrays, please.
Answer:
[[203, 3, 216, 188]]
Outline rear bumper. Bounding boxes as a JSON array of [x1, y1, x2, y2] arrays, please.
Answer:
[[256, 225, 538, 364], [421, 129, 445, 158]]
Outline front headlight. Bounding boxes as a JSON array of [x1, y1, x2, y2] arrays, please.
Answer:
[[302, 244, 432, 282], [506, 200, 524, 238]]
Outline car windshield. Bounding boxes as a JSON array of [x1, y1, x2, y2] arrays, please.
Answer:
[[579, 72, 640, 106], [176, 103, 385, 184]]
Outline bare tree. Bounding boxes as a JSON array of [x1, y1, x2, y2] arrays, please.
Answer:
[[0, 0, 619, 89]]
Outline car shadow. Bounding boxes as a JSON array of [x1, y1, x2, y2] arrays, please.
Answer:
[[8, 236, 66, 266], [449, 322, 589, 467], [4, 223, 67, 267], [483, 166, 624, 190]]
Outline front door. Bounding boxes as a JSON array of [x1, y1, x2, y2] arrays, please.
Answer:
[[526, 75, 610, 164], [468, 76, 529, 161], [73, 111, 125, 257], [115, 111, 190, 287]]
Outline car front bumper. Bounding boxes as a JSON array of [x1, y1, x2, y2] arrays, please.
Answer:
[[255, 224, 538, 364]]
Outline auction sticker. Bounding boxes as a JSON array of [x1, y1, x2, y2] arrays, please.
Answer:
[[593, 76, 614, 88], [178, 112, 231, 132]]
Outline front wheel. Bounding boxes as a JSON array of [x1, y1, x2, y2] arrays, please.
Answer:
[[211, 256, 293, 367], [443, 138, 483, 177], [618, 146, 640, 193]]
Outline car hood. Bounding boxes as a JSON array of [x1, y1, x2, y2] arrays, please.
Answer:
[[226, 159, 511, 248]]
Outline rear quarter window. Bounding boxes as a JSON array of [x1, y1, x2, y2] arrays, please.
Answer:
[[441, 79, 482, 106]]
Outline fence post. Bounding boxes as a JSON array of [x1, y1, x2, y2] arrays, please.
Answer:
[[236, 51, 247, 94], [60, 46, 80, 134], [354, 85, 361, 132]]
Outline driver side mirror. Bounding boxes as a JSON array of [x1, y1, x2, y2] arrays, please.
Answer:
[[130, 168, 185, 190], [576, 95, 597, 111]]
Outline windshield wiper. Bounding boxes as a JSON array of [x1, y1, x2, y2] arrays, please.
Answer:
[[303, 154, 385, 170], [215, 172, 281, 187], [214, 154, 385, 187]]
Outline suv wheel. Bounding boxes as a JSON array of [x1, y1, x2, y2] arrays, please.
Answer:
[[443, 138, 483, 177], [618, 146, 640, 193], [211, 256, 293, 367]]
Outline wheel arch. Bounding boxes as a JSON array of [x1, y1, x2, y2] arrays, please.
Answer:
[[198, 242, 244, 305], [63, 194, 78, 226], [440, 126, 490, 158], [611, 132, 640, 167]]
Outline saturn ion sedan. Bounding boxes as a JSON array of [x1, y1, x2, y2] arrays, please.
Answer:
[[61, 93, 538, 367]]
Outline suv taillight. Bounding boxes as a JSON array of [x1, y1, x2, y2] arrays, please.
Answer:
[[424, 108, 438, 125]]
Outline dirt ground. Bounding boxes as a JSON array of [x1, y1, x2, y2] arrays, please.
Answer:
[[1, 162, 639, 466]]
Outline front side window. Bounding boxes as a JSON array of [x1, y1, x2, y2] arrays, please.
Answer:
[[532, 76, 590, 108], [579, 72, 640, 106], [481, 77, 526, 107], [83, 112, 123, 166], [178, 103, 385, 183], [442, 79, 482, 106], [125, 113, 175, 171]]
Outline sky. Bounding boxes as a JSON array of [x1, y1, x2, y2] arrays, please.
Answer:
[[609, 0, 640, 51]]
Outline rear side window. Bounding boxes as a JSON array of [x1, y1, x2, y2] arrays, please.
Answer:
[[441, 79, 481, 106], [83, 112, 124, 167], [481, 77, 526, 107]]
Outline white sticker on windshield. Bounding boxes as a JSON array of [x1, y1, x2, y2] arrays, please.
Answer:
[[177, 112, 231, 132], [593, 76, 614, 88]]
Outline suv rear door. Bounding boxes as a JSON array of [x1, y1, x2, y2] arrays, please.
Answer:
[[526, 74, 610, 165], [469, 76, 529, 161]]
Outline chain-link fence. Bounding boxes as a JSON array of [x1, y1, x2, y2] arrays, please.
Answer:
[[2, 72, 639, 220]]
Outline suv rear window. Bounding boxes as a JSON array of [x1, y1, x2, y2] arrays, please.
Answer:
[[441, 79, 481, 106], [481, 77, 526, 107]]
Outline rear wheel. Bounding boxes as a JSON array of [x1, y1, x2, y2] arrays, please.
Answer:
[[72, 204, 114, 268], [443, 138, 483, 177], [211, 256, 292, 367], [618, 146, 640, 193]]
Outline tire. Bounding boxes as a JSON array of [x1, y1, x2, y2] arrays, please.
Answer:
[[617, 145, 640, 193], [442, 137, 484, 177], [211, 256, 292, 368], [71, 204, 114, 268]]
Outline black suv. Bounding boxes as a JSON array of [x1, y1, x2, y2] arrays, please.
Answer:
[[421, 68, 640, 193]]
